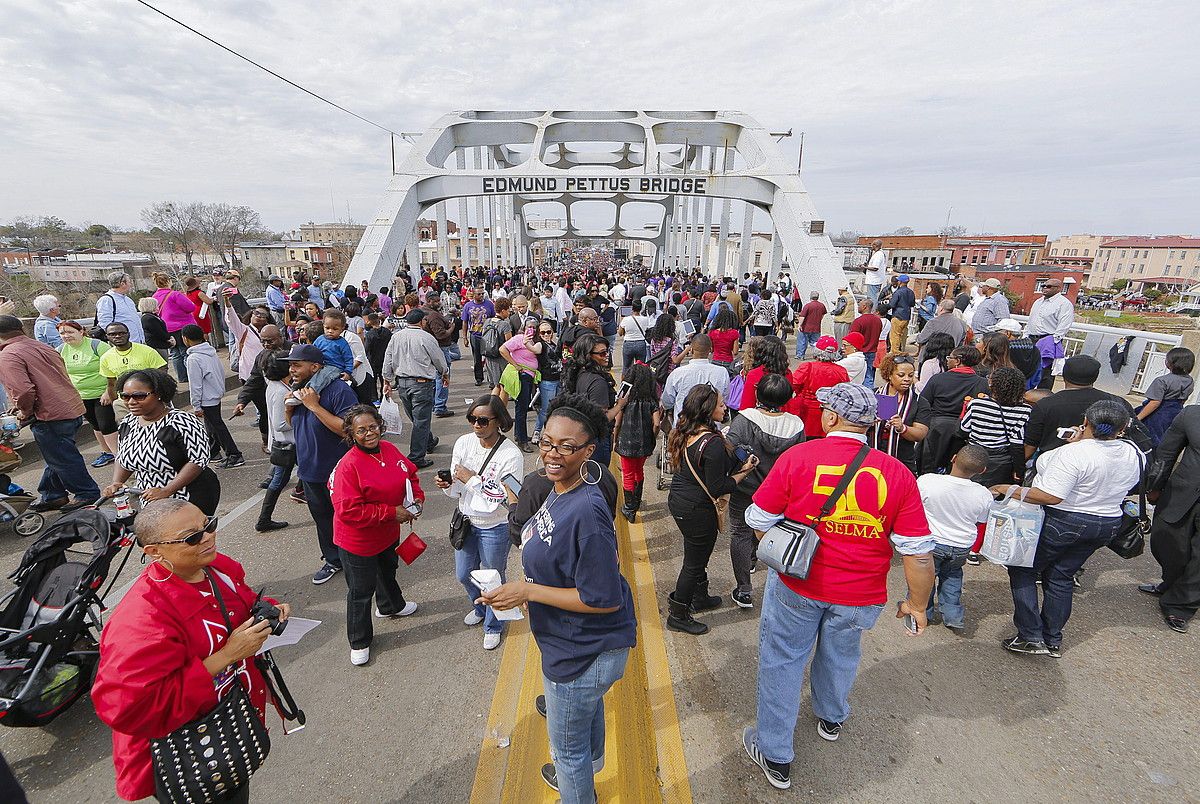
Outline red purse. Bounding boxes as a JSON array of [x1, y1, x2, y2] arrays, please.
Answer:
[[396, 531, 427, 565]]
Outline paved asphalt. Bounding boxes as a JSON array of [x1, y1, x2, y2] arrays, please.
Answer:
[[1, 365, 1198, 803]]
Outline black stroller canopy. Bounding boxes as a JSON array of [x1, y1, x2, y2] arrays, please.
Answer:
[[8, 510, 112, 584]]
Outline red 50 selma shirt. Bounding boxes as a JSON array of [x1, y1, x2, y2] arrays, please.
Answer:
[[749, 432, 932, 606]]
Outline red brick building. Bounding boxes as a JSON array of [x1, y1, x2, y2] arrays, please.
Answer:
[[973, 266, 1084, 314], [859, 234, 1049, 271]]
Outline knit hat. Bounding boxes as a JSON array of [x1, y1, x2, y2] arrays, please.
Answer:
[[842, 331, 867, 350]]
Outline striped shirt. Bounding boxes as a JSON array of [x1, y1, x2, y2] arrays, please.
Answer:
[[961, 397, 1031, 449]]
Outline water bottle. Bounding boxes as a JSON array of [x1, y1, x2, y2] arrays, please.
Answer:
[[113, 492, 133, 520], [1121, 499, 1140, 519]]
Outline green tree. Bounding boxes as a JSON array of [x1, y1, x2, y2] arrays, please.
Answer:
[[1111, 279, 1130, 291]]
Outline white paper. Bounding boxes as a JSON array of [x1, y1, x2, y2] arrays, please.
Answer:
[[258, 616, 322, 654], [470, 569, 523, 621]]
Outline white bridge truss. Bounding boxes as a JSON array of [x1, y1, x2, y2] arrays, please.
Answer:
[[345, 110, 843, 299]]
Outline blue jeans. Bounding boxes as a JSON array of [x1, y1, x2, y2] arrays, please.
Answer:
[[621, 341, 647, 371], [795, 331, 821, 359], [592, 434, 612, 470], [434, 346, 454, 413], [754, 570, 883, 764], [925, 544, 970, 627], [30, 418, 101, 503], [866, 284, 881, 305], [535, 379, 560, 433], [454, 522, 512, 634], [863, 353, 876, 388], [394, 377, 435, 462], [543, 647, 629, 804], [1007, 508, 1118, 647]]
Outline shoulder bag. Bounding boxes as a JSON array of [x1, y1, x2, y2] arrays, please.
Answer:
[[449, 437, 506, 550], [1109, 444, 1148, 559], [89, 293, 116, 341], [996, 403, 1029, 484], [758, 443, 871, 579], [151, 570, 270, 802], [683, 433, 731, 531]]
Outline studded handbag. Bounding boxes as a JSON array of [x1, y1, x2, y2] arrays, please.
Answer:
[[151, 571, 271, 803]]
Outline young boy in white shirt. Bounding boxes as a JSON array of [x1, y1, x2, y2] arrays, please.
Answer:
[[915, 444, 994, 630]]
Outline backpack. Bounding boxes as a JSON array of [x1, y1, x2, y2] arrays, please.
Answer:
[[646, 340, 675, 386], [481, 319, 505, 359]]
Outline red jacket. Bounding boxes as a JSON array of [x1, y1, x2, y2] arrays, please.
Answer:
[[786, 360, 850, 435], [329, 441, 425, 556], [92, 553, 272, 801]]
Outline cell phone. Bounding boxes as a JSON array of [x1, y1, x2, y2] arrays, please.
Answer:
[[1056, 426, 1077, 440], [733, 444, 752, 463], [897, 601, 918, 635], [502, 472, 522, 497], [437, 469, 452, 483], [617, 380, 632, 399]]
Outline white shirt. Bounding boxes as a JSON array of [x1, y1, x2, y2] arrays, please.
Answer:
[[619, 315, 654, 342], [343, 330, 370, 384], [442, 434, 525, 528], [1033, 438, 1142, 517], [610, 283, 627, 303], [264, 379, 295, 448], [837, 352, 867, 385], [865, 249, 888, 286], [918, 474, 994, 548], [1025, 293, 1075, 341]]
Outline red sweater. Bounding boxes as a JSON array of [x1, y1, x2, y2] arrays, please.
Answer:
[[92, 554, 272, 801], [329, 441, 425, 555]]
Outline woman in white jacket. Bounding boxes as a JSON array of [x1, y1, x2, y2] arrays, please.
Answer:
[[435, 395, 524, 650]]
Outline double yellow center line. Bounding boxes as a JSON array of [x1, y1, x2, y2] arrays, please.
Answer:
[[469, 493, 692, 803]]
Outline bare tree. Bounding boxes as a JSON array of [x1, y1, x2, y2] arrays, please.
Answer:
[[890, 226, 915, 236], [141, 201, 202, 271], [939, 225, 968, 238], [194, 203, 265, 267]]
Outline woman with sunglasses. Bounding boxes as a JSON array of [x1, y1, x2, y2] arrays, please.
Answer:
[[869, 354, 931, 475], [330, 405, 423, 666], [666, 385, 758, 635], [533, 321, 562, 442], [101, 369, 219, 515], [479, 395, 636, 803], [562, 333, 626, 468], [93, 498, 290, 803], [436, 395, 524, 651]]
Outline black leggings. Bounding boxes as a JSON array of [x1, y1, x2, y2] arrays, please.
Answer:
[[82, 397, 118, 436], [669, 499, 720, 602]]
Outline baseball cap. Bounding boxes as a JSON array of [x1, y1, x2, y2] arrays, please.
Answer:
[[815, 382, 878, 426], [897, 274, 910, 283], [842, 331, 867, 350], [283, 344, 325, 364], [983, 278, 1002, 289], [814, 335, 839, 352], [1061, 355, 1101, 386], [994, 318, 1022, 334]]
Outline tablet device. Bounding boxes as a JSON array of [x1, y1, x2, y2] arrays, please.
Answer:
[[618, 305, 633, 319], [681, 319, 697, 339]]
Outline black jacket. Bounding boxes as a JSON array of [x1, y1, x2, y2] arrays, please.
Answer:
[[725, 409, 806, 511], [141, 313, 172, 351], [237, 344, 288, 406], [1149, 405, 1200, 524]]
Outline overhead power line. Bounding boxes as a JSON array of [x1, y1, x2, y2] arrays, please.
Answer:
[[133, 0, 414, 139]]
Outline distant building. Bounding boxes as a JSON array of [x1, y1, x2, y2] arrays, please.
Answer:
[[17, 251, 156, 287], [236, 242, 290, 278], [1090, 236, 1200, 290], [858, 234, 1048, 273], [289, 222, 366, 247]]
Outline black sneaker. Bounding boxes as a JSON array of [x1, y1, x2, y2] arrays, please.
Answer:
[[1046, 644, 1062, 658], [435, 410, 456, 418], [540, 763, 558, 792], [1164, 612, 1189, 633], [30, 497, 68, 513], [817, 719, 842, 741], [731, 589, 753, 609], [222, 454, 246, 468], [535, 694, 546, 718], [966, 552, 982, 566], [741, 726, 791, 790], [312, 563, 341, 585], [1138, 583, 1165, 596], [1002, 635, 1050, 655]]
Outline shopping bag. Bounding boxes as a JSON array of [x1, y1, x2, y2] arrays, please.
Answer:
[[379, 396, 405, 436], [979, 487, 1043, 567]]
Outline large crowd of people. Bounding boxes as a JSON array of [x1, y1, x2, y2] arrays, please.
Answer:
[[1, 251, 1197, 802]]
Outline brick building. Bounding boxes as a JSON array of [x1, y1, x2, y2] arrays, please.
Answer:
[[973, 265, 1084, 314]]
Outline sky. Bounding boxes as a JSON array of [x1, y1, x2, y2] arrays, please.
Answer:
[[1, 0, 1197, 240]]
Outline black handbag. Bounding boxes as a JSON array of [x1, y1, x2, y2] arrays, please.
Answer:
[[269, 442, 295, 468], [151, 571, 270, 803], [448, 437, 505, 550], [757, 444, 870, 579], [1109, 446, 1148, 560]]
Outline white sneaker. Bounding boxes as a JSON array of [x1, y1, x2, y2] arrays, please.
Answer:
[[464, 610, 484, 626], [483, 632, 502, 650], [375, 602, 419, 618], [350, 647, 370, 666]]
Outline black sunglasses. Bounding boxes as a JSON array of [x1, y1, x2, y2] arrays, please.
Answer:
[[467, 415, 494, 425], [118, 391, 153, 401], [152, 516, 219, 546]]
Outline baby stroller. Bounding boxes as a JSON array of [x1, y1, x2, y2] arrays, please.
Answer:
[[0, 494, 138, 727]]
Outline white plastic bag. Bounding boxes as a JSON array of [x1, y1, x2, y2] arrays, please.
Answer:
[[980, 487, 1043, 567], [379, 396, 405, 437]]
